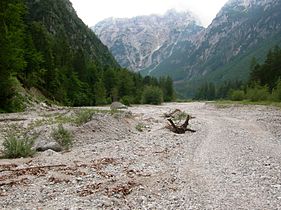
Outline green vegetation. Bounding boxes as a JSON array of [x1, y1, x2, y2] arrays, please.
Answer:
[[121, 96, 134, 106], [142, 86, 163, 105], [194, 46, 281, 105], [52, 124, 73, 150], [229, 90, 245, 101], [245, 84, 270, 102], [214, 100, 281, 109], [249, 46, 281, 91], [135, 123, 145, 132], [0, 0, 26, 112], [0, 1, 175, 112], [272, 80, 281, 101], [2, 134, 35, 158], [74, 109, 97, 126], [231, 46, 281, 103], [194, 80, 243, 100]]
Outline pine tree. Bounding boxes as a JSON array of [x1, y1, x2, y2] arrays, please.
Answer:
[[94, 80, 107, 105], [0, 0, 26, 110], [164, 76, 174, 102]]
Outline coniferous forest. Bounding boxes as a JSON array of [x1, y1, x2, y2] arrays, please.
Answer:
[[194, 46, 281, 102], [0, 0, 174, 112]]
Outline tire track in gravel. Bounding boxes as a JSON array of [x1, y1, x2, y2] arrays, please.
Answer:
[[186, 105, 281, 209]]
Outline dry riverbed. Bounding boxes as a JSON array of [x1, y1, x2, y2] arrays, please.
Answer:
[[0, 102, 281, 209]]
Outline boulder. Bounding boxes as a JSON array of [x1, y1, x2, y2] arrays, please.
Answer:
[[34, 139, 62, 152], [110, 102, 128, 110]]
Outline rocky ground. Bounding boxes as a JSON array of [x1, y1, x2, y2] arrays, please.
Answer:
[[0, 102, 281, 209]]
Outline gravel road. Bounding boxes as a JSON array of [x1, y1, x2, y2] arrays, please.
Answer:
[[0, 102, 281, 209]]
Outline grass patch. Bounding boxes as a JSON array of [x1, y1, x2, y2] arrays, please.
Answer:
[[135, 123, 145, 132], [213, 100, 281, 109], [2, 134, 35, 158], [52, 124, 73, 150], [74, 109, 98, 126], [28, 113, 73, 130], [29, 108, 120, 130]]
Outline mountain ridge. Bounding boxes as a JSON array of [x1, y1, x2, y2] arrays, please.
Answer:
[[1, 0, 174, 112], [92, 0, 281, 98], [143, 0, 281, 97], [92, 9, 204, 73]]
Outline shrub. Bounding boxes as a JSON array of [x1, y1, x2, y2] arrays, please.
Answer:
[[106, 97, 112, 104], [229, 90, 245, 101], [8, 93, 26, 112], [121, 96, 134, 106], [2, 134, 35, 158], [245, 84, 270, 102], [141, 86, 163, 105], [75, 109, 96, 125], [52, 124, 73, 150], [135, 123, 145, 132], [272, 80, 281, 102]]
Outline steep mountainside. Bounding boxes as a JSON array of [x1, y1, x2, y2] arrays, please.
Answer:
[[2, 0, 172, 112], [26, 0, 118, 68], [187, 0, 281, 79], [92, 10, 204, 73], [92, 0, 281, 98], [174, 0, 281, 97]]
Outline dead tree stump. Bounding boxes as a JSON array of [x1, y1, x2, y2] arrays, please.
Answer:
[[167, 115, 196, 134]]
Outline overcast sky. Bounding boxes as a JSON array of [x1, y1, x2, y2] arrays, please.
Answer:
[[70, 0, 229, 27]]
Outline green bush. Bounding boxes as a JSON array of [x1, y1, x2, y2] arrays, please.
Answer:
[[121, 96, 134, 106], [75, 109, 96, 126], [229, 90, 245, 101], [141, 86, 163, 105], [52, 124, 73, 150], [245, 85, 270, 102], [272, 80, 281, 102], [8, 93, 26, 112], [135, 123, 145, 132], [2, 135, 35, 158], [106, 97, 112, 104]]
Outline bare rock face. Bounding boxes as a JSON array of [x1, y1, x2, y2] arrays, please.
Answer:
[[93, 0, 281, 98], [191, 0, 281, 72], [92, 9, 204, 73]]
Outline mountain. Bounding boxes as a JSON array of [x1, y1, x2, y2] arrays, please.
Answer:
[[92, 9, 204, 74], [171, 0, 281, 97], [25, 0, 119, 68], [93, 0, 281, 98], [2, 0, 173, 112]]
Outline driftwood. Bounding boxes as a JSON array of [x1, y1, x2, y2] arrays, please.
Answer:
[[167, 115, 196, 134], [1, 164, 67, 172], [0, 118, 27, 122]]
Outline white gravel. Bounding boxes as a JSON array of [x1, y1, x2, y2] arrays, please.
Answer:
[[0, 102, 281, 209]]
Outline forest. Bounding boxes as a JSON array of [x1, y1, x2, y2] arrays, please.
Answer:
[[0, 0, 174, 112], [194, 46, 281, 102]]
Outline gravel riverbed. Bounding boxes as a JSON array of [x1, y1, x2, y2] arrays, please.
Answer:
[[0, 102, 281, 209]]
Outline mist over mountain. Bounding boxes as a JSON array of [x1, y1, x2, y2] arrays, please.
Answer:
[[93, 0, 281, 97]]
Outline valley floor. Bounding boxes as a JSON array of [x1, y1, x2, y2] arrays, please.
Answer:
[[0, 102, 281, 209]]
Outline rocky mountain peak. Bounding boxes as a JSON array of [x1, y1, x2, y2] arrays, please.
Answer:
[[163, 9, 202, 25], [92, 10, 204, 72], [225, 0, 274, 8]]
